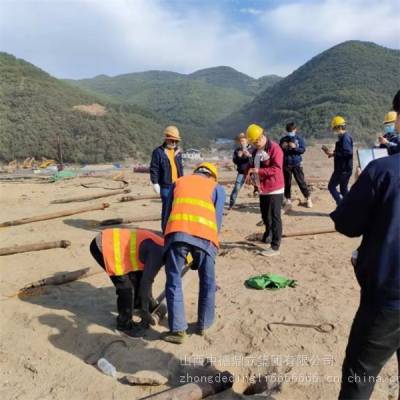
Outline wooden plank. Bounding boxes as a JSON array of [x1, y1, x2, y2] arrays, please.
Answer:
[[51, 189, 130, 204], [140, 371, 233, 399], [0, 203, 110, 227], [0, 240, 71, 256]]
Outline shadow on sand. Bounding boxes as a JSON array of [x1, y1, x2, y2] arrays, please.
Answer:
[[19, 279, 178, 379]]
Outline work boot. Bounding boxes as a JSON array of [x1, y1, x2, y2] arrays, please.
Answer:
[[116, 319, 144, 338], [259, 247, 280, 257], [196, 326, 209, 336], [306, 198, 313, 208], [161, 331, 187, 344]]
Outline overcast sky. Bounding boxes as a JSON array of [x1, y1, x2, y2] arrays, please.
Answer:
[[1, 0, 399, 79]]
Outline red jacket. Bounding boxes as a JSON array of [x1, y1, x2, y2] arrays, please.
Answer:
[[248, 140, 284, 194]]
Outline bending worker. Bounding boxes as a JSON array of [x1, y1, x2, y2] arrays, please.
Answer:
[[90, 228, 164, 337], [150, 126, 184, 223], [161, 162, 225, 344]]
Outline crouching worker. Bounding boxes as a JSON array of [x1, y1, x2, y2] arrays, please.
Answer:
[[90, 228, 164, 337], [162, 162, 225, 344]]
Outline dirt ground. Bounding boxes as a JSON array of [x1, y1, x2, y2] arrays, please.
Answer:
[[0, 147, 398, 400]]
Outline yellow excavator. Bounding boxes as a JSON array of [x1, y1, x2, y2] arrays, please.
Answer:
[[39, 158, 56, 168], [22, 157, 35, 169]]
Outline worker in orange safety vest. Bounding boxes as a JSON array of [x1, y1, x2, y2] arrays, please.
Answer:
[[90, 228, 164, 338], [161, 162, 225, 344]]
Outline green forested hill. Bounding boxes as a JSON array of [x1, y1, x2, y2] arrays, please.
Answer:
[[0, 53, 189, 163], [3, 41, 396, 163], [218, 41, 400, 142], [187, 66, 278, 95], [67, 67, 282, 129]]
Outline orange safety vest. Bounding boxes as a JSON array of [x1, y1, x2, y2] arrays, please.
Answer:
[[165, 174, 219, 247], [102, 229, 164, 276]]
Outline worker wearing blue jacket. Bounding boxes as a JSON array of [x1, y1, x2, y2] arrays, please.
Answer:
[[150, 126, 184, 224], [394, 90, 400, 154], [331, 153, 400, 400], [161, 162, 225, 344], [229, 132, 253, 209], [279, 122, 312, 208], [378, 111, 399, 155], [324, 116, 353, 205]]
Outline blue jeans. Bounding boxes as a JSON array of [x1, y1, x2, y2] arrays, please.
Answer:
[[229, 173, 245, 207], [165, 242, 216, 332], [160, 186, 171, 228], [328, 171, 352, 205]]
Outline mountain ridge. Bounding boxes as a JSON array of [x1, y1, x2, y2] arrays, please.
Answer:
[[66, 66, 282, 129], [218, 41, 400, 141]]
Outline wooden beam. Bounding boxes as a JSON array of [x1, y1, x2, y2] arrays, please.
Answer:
[[0, 240, 71, 256], [140, 371, 233, 399], [0, 203, 110, 227], [51, 189, 130, 204], [119, 195, 160, 203], [20, 267, 99, 292], [283, 228, 336, 237]]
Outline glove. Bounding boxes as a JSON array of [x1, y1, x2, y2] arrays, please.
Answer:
[[152, 183, 160, 194]]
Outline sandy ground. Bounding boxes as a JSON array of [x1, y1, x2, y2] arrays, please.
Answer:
[[0, 147, 398, 400]]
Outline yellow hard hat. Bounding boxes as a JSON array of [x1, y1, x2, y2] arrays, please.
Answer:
[[246, 124, 264, 143], [383, 111, 397, 124], [331, 116, 346, 129], [164, 125, 181, 141], [194, 162, 218, 180]]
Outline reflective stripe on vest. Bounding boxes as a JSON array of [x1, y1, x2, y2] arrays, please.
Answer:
[[102, 229, 164, 276], [168, 213, 217, 232], [165, 175, 219, 246], [112, 228, 124, 276], [173, 197, 215, 212]]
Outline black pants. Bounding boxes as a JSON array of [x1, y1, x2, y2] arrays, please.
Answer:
[[328, 171, 352, 206], [283, 165, 310, 199], [259, 194, 283, 250], [339, 302, 400, 399], [90, 239, 142, 326]]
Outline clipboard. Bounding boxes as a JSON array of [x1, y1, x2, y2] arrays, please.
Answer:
[[357, 148, 388, 170]]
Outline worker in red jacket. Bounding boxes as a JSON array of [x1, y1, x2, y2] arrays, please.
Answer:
[[245, 124, 284, 257]]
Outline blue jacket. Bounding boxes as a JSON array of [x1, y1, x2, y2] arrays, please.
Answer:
[[330, 154, 400, 310], [162, 173, 226, 258], [232, 145, 253, 174], [334, 132, 353, 173], [150, 144, 184, 188], [380, 132, 400, 155], [279, 134, 306, 167]]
